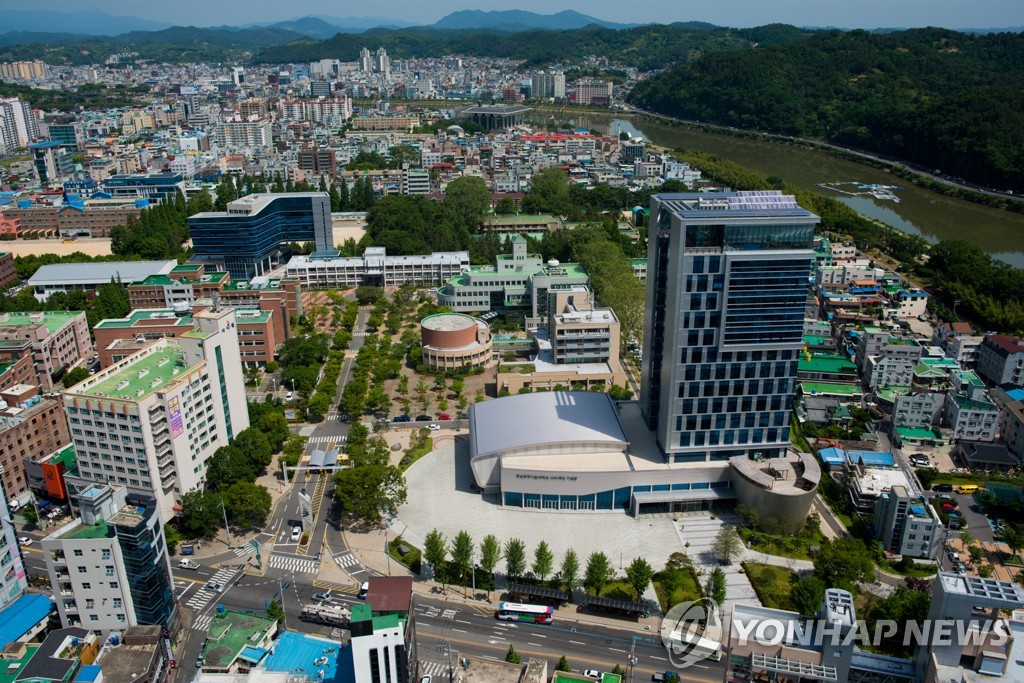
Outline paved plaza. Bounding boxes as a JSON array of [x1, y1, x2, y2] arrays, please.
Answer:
[[395, 441, 682, 572]]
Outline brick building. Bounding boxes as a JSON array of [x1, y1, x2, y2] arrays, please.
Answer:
[[0, 311, 92, 391], [0, 385, 71, 502]]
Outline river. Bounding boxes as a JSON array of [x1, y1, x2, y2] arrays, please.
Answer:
[[533, 112, 1024, 268]]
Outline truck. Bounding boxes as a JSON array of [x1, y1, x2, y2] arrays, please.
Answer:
[[177, 559, 200, 570], [300, 603, 351, 627]]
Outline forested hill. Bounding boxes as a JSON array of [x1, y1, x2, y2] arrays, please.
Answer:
[[256, 23, 812, 70], [627, 28, 1024, 192]]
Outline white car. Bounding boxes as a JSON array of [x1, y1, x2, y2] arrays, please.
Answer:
[[17, 536, 31, 546], [285, 391, 294, 401], [206, 582, 224, 593], [177, 559, 201, 570], [428, 423, 441, 431], [291, 526, 302, 542], [583, 671, 602, 679]]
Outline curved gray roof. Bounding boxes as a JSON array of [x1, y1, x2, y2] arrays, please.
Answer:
[[470, 391, 627, 458]]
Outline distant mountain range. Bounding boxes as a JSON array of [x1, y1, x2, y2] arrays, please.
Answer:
[[431, 9, 636, 31], [3, 9, 172, 35]]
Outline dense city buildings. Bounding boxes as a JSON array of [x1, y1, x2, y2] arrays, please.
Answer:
[[189, 192, 332, 278], [61, 308, 248, 520]]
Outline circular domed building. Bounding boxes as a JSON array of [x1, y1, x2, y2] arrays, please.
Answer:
[[420, 313, 493, 371]]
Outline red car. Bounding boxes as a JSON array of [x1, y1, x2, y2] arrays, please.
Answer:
[[437, 413, 452, 421], [942, 503, 956, 512]]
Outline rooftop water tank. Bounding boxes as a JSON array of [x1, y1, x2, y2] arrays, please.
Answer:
[[547, 259, 560, 267]]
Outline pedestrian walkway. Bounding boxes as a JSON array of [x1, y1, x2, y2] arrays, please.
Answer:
[[185, 567, 238, 612], [419, 661, 450, 679], [268, 553, 319, 574], [191, 614, 214, 633], [230, 542, 255, 557], [673, 513, 761, 615]]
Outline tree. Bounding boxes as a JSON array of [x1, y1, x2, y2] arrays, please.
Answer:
[[205, 445, 258, 490], [232, 428, 274, 473], [1002, 526, 1024, 561], [812, 538, 877, 590], [791, 575, 827, 616], [443, 176, 490, 232], [332, 465, 407, 523], [556, 656, 571, 672], [584, 551, 614, 596], [504, 538, 527, 581], [480, 534, 501, 575], [450, 530, 474, 584], [164, 523, 182, 554], [968, 544, 984, 567], [495, 197, 518, 214], [705, 567, 727, 610], [424, 529, 447, 584], [532, 541, 555, 583], [522, 168, 572, 215], [560, 549, 581, 596], [20, 503, 37, 526], [625, 557, 654, 600], [267, 599, 285, 624], [62, 366, 91, 388], [222, 481, 271, 530], [505, 644, 521, 664], [712, 525, 743, 565], [180, 488, 221, 538], [355, 286, 386, 305]]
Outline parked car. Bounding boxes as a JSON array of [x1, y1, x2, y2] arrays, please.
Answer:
[[393, 414, 411, 423], [437, 413, 452, 421], [177, 559, 200, 570], [947, 510, 963, 518], [583, 671, 602, 679], [933, 484, 954, 493], [415, 415, 432, 422], [428, 424, 441, 431], [941, 503, 956, 513], [291, 526, 302, 542], [285, 391, 294, 401]]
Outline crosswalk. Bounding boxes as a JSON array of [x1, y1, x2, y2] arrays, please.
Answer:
[[184, 567, 238, 612], [307, 435, 348, 445], [333, 552, 359, 569], [419, 661, 450, 678], [230, 542, 256, 557], [192, 614, 214, 633], [269, 553, 319, 574]]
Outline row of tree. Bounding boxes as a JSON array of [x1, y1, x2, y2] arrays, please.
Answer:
[[422, 529, 655, 600]]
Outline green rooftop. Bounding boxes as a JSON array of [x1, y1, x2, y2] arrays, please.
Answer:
[[233, 309, 272, 323], [0, 645, 38, 683], [66, 520, 112, 540], [134, 271, 228, 287], [73, 346, 194, 400], [801, 382, 863, 396], [554, 674, 621, 683], [886, 337, 918, 346], [203, 610, 277, 671], [799, 354, 858, 375], [897, 426, 943, 440], [94, 309, 193, 329], [955, 370, 985, 387], [0, 311, 84, 333], [350, 603, 372, 623], [876, 386, 912, 403], [485, 213, 560, 225], [171, 264, 203, 272]]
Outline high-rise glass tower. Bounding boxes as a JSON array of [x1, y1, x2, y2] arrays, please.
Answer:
[[641, 191, 818, 463]]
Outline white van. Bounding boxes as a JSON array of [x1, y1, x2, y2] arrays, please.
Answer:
[[358, 582, 369, 599], [177, 559, 200, 570]]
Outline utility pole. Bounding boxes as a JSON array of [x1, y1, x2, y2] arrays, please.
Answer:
[[220, 496, 232, 545], [471, 549, 477, 600], [277, 575, 287, 630]]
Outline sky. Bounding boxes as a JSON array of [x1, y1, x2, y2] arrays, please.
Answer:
[[8, 0, 1024, 30]]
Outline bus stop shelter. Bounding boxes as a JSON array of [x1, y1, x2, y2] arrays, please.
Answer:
[[506, 583, 570, 607]]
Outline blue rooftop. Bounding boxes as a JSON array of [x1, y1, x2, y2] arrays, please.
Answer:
[[849, 450, 895, 467], [262, 631, 351, 683], [0, 594, 53, 645], [817, 447, 846, 465], [77, 665, 103, 683], [1006, 388, 1024, 402]]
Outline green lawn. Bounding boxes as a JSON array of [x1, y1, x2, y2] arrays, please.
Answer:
[[738, 526, 826, 560], [880, 559, 937, 578], [652, 567, 703, 613], [742, 562, 797, 611], [0, 154, 29, 169]]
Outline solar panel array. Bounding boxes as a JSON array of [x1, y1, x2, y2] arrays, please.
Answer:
[[728, 191, 800, 211]]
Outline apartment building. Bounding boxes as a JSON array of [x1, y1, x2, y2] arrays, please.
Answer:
[[42, 483, 176, 632], [977, 334, 1024, 386], [892, 390, 944, 428], [0, 382, 71, 502], [574, 79, 613, 105], [0, 482, 29, 611], [874, 485, 942, 559], [0, 251, 16, 288], [0, 311, 92, 391], [531, 70, 566, 99], [279, 97, 352, 124], [215, 119, 272, 148], [61, 309, 249, 521], [0, 61, 48, 80], [287, 247, 469, 290], [943, 391, 1001, 442]]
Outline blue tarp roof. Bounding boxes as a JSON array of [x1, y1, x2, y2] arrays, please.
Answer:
[[1006, 388, 1024, 402], [239, 646, 268, 664], [849, 450, 895, 467], [77, 665, 103, 683], [0, 594, 53, 645], [817, 446, 846, 465]]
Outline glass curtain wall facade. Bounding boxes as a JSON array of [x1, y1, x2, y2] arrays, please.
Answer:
[[111, 500, 177, 630], [189, 193, 331, 278], [641, 192, 818, 463]]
